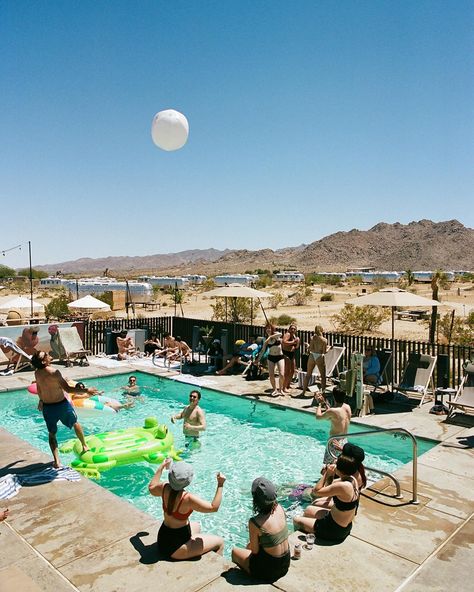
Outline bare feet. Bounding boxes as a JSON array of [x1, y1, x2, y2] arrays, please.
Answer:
[[81, 446, 90, 454]]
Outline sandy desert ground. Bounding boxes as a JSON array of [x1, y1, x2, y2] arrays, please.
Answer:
[[1, 281, 473, 342]]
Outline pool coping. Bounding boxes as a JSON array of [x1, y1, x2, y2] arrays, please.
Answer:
[[1, 360, 473, 592]]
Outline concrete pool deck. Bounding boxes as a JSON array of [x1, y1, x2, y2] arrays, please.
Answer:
[[0, 360, 473, 592]]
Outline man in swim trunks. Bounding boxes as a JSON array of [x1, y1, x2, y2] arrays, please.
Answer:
[[315, 388, 351, 465], [116, 331, 137, 360], [31, 351, 98, 468], [171, 390, 206, 448]]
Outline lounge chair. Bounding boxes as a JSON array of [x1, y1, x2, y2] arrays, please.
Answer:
[[297, 345, 346, 388], [447, 362, 474, 418], [366, 349, 393, 393], [55, 326, 91, 367], [241, 336, 266, 377], [394, 352, 437, 406], [0, 336, 32, 374]]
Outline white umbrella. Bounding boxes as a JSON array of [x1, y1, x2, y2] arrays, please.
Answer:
[[346, 288, 441, 341], [68, 295, 111, 312], [202, 283, 270, 324], [0, 296, 45, 315]]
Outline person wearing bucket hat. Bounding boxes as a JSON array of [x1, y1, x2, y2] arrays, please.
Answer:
[[232, 477, 290, 583], [149, 458, 226, 560]]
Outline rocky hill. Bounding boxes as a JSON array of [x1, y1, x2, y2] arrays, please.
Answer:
[[36, 220, 474, 275]]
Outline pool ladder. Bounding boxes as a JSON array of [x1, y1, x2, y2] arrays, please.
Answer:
[[327, 427, 419, 505]]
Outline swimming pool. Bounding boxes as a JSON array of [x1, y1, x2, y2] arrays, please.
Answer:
[[0, 371, 436, 556]]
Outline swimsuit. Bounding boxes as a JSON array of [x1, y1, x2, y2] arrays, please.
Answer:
[[158, 486, 193, 558], [283, 350, 295, 360], [310, 352, 325, 361], [248, 517, 290, 583], [42, 398, 77, 434], [268, 354, 284, 364], [267, 338, 284, 364], [157, 522, 192, 559], [313, 477, 359, 543]]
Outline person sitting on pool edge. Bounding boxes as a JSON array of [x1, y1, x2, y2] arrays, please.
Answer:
[[293, 453, 362, 544], [171, 390, 206, 449], [149, 459, 225, 560], [232, 477, 290, 583]]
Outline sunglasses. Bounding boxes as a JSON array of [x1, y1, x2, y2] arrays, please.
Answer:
[[189, 395, 198, 400]]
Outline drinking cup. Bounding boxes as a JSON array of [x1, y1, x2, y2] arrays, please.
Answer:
[[305, 533, 315, 550]]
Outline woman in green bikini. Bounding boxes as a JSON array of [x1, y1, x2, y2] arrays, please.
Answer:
[[232, 477, 290, 583]]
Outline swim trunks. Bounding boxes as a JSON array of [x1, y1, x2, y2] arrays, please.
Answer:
[[42, 398, 78, 434], [185, 436, 201, 450], [283, 350, 295, 360]]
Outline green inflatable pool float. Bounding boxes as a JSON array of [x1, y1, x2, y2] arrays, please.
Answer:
[[60, 416, 181, 479]]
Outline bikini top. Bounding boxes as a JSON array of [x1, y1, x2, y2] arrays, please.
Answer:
[[333, 477, 360, 513], [250, 517, 289, 548], [162, 485, 193, 520]]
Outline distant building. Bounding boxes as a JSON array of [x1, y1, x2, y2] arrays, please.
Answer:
[[273, 271, 305, 283], [213, 274, 258, 286], [182, 274, 207, 285], [138, 276, 190, 289], [40, 277, 153, 302]]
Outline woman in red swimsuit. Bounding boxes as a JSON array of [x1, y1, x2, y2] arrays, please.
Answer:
[[149, 459, 226, 560]]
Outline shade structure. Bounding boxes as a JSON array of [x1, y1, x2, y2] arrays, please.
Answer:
[[68, 295, 111, 312], [346, 288, 441, 341], [202, 284, 270, 299], [0, 296, 45, 315]]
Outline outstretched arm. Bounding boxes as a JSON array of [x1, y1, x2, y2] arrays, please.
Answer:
[[148, 458, 172, 496], [189, 473, 226, 513]]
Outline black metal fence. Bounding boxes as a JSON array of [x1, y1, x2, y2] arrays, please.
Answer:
[[83, 315, 473, 388]]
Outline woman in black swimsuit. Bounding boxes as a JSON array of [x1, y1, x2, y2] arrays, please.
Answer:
[[282, 323, 300, 391], [232, 477, 290, 583], [258, 324, 287, 396], [293, 453, 361, 543]]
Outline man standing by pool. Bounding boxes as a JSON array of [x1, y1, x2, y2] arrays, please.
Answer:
[[171, 390, 206, 449], [315, 387, 352, 465], [31, 351, 98, 468]]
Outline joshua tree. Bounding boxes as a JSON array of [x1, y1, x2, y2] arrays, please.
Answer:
[[429, 271, 450, 343], [405, 269, 415, 287]]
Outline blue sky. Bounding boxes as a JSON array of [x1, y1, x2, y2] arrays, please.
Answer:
[[1, 1, 473, 268]]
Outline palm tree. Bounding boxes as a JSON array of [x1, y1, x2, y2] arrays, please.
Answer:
[[429, 271, 450, 343]]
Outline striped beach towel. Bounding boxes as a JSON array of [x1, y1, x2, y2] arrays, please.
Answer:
[[0, 467, 81, 500], [0, 474, 22, 500]]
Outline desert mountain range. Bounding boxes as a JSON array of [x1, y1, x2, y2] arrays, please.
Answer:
[[37, 220, 474, 276]]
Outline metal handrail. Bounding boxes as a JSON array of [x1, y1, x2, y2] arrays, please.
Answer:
[[327, 427, 419, 504]]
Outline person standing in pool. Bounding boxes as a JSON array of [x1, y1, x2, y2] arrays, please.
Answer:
[[171, 390, 206, 449], [316, 388, 352, 465], [31, 351, 98, 468]]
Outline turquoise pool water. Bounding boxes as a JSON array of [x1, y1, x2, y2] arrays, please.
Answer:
[[0, 371, 436, 556]]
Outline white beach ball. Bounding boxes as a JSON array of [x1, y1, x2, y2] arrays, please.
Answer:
[[151, 109, 189, 151]]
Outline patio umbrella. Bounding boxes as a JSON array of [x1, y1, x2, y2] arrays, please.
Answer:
[[202, 283, 270, 324], [68, 295, 111, 313], [345, 288, 441, 341], [0, 296, 45, 315]]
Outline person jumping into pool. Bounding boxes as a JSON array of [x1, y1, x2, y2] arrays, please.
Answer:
[[316, 387, 352, 466], [171, 390, 206, 449], [149, 459, 225, 560], [31, 351, 98, 468]]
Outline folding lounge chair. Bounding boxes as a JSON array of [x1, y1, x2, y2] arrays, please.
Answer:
[[394, 352, 437, 406], [56, 327, 91, 366], [447, 362, 474, 418], [365, 349, 393, 394], [241, 337, 266, 377], [0, 336, 32, 374], [297, 345, 346, 388]]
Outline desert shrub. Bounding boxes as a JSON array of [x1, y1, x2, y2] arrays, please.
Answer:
[[0, 265, 16, 279], [255, 274, 273, 288], [201, 278, 216, 291], [320, 293, 334, 302], [96, 292, 113, 307], [17, 267, 48, 279], [291, 286, 312, 306], [435, 312, 474, 345], [45, 294, 70, 320], [211, 298, 252, 323], [269, 314, 296, 326], [269, 292, 285, 309], [332, 304, 389, 334]]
